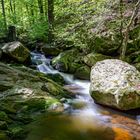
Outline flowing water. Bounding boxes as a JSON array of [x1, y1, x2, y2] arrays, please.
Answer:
[[26, 52, 140, 140]]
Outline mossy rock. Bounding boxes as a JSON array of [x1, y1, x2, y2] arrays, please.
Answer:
[[41, 82, 72, 98], [42, 44, 61, 56], [47, 73, 65, 85], [68, 62, 82, 73], [93, 37, 119, 56], [51, 49, 82, 73], [74, 65, 90, 80], [1, 41, 30, 64], [24, 98, 47, 112], [83, 53, 111, 67]]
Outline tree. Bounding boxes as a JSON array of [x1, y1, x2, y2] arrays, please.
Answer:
[[120, 0, 140, 60], [1, 0, 7, 30], [48, 0, 54, 43], [38, 0, 44, 17]]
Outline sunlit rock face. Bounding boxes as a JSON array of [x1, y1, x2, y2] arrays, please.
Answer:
[[90, 59, 140, 110]]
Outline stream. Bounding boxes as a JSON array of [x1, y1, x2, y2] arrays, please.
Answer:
[[26, 52, 140, 140]]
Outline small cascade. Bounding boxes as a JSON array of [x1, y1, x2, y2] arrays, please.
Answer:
[[31, 52, 100, 116]]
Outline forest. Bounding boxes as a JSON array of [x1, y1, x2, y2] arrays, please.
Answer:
[[0, 0, 140, 140]]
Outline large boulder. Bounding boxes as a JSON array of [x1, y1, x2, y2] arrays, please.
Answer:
[[1, 41, 30, 63], [90, 59, 140, 110], [83, 53, 111, 67]]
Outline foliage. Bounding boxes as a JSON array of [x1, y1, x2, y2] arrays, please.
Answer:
[[0, 0, 140, 54]]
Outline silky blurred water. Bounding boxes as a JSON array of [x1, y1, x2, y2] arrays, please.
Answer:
[[27, 52, 140, 140]]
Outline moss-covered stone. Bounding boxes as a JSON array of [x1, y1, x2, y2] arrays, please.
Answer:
[[51, 49, 82, 73], [74, 65, 90, 80], [41, 44, 61, 56], [93, 37, 119, 56], [47, 73, 65, 85], [83, 53, 111, 67], [1, 41, 30, 63]]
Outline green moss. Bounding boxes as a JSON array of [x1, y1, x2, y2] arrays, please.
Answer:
[[74, 65, 90, 80], [84, 53, 111, 67], [51, 49, 82, 73]]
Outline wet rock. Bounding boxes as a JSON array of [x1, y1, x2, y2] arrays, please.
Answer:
[[83, 53, 111, 67], [48, 102, 64, 113], [41, 44, 61, 56], [51, 49, 82, 73], [74, 65, 90, 80], [71, 99, 87, 109], [90, 59, 140, 110], [41, 82, 72, 98], [1, 41, 30, 63], [47, 73, 65, 85], [93, 36, 120, 56]]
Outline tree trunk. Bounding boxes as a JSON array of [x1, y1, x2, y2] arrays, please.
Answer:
[[119, 0, 124, 48], [48, 0, 54, 43], [7, 25, 16, 42], [9, 0, 13, 13], [120, 0, 140, 60], [1, 0, 7, 30], [38, 0, 44, 18]]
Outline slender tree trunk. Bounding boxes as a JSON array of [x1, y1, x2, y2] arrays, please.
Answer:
[[44, 0, 48, 19], [120, 0, 140, 60], [1, 0, 7, 30], [119, 0, 124, 48], [12, 0, 17, 24], [48, 0, 54, 43], [38, 0, 44, 18], [9, 0, 13, 13]]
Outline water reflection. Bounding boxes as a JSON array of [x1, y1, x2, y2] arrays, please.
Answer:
[[26, 114, 115, 140]]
